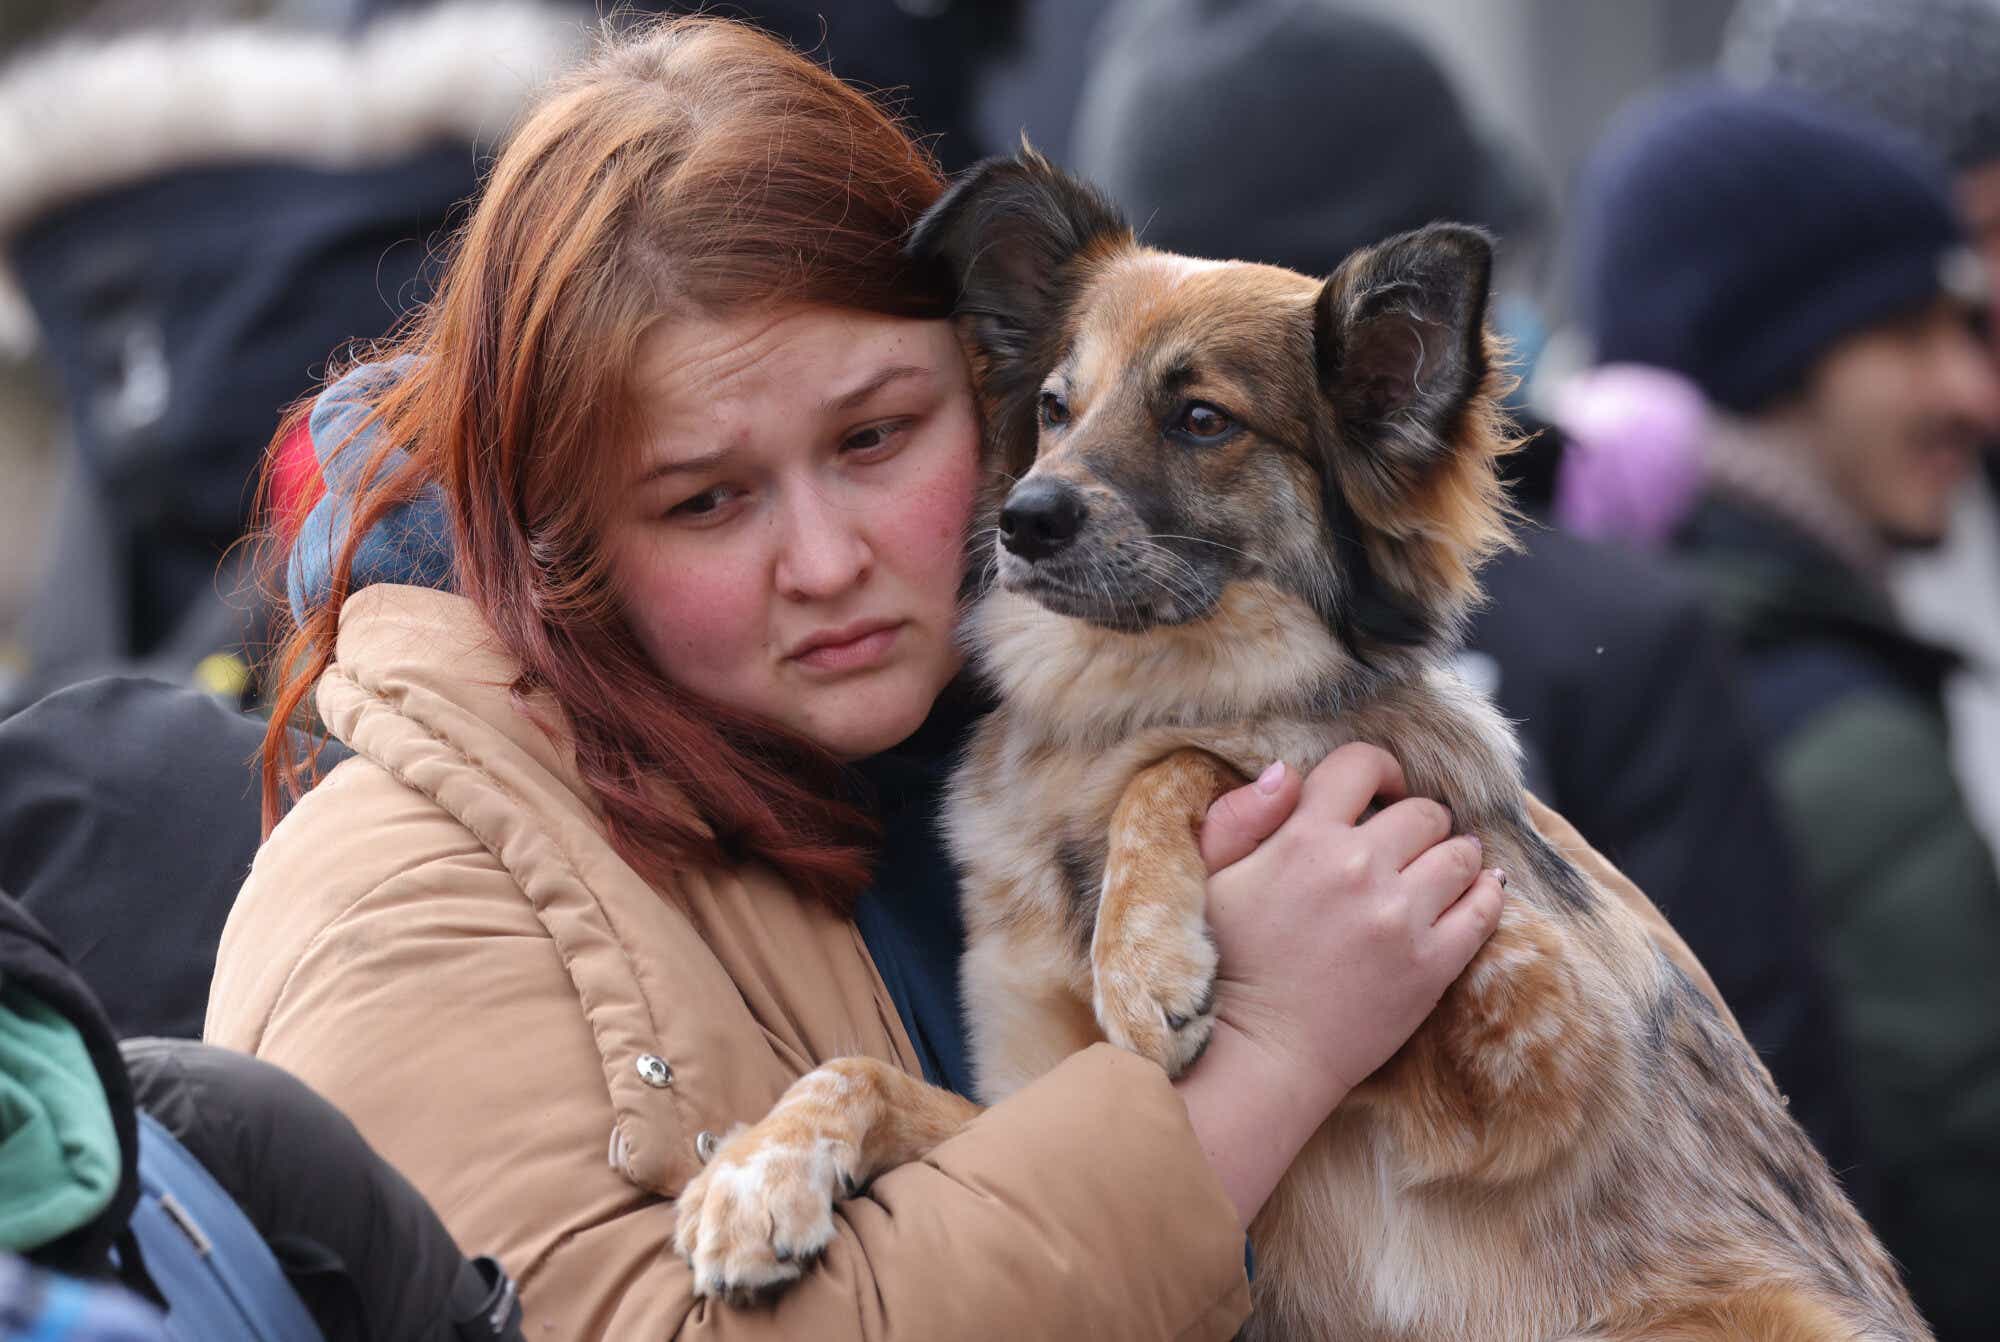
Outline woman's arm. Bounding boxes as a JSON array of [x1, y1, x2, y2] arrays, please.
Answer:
[[209, 744, 1496, 1339], [212, 847, 1253, 1340]]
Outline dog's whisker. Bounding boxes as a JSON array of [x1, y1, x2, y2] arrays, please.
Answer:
[[1135, 558, 1202, 615], [1143, 534, 1302, 631], [1148, 554, 1208, 602], [1089, 556, 1149, 629], [1147, 532, 1256, 562], [1096, 563, 1141, 628], [1128, 538, 1217, 620], [1134, 536, 1201, 575]]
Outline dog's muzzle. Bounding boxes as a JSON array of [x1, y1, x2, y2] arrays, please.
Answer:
[[999, 476, 1088, 561]]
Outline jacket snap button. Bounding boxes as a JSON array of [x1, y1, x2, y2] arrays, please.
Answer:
[[636, 1054, 673, 1088], [696, 1130, 719, 1163]]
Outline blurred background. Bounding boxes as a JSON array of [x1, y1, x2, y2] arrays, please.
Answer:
[[0, 0, 1735, 680], [0, 0, 1994, 1333]]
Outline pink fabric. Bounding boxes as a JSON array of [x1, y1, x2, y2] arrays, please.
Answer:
[[1552, 364, 1710, 547]]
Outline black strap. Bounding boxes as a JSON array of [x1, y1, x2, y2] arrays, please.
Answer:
[[108, 1224, 166, 1310], [449, 1256, 524, 1342]]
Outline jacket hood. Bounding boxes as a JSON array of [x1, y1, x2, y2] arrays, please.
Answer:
[[326, 584, 585, 805], [0, 890, 139, 1278], [0, 988, 121, 1258]]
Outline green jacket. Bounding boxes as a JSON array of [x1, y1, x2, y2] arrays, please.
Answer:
[[1680, 497, 2000, 1340]]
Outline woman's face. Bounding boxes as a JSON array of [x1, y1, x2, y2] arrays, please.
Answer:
[[606, 304, 982, 760]]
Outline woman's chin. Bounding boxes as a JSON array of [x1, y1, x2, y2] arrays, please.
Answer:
[[787, 673, 940, 762]]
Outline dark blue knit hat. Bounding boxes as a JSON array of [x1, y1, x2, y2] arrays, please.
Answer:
[[1573, 81, 1968, 413]]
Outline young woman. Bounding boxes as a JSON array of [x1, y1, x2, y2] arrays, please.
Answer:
[[208, 16, 1698, 1338]]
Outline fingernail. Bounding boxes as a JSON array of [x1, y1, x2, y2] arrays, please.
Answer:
[[1255, 760, 1286, 794], [1468, 834, 1482, 854], [1491, 868, 1508, 888]]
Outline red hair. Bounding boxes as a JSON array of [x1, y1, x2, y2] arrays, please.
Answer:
[[258, 16, 953, 910]]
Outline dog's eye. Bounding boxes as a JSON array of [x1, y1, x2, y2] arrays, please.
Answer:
[[1038, 390, 1071, 429], [1177, 402, 1233, 439]]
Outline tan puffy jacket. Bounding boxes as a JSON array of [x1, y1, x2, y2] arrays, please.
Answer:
[[206, 585, 1727, 1339]]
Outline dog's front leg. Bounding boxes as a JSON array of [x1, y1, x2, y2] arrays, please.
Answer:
[[673, 1056, 980, 1302], [1092, 749, 1243, 1078]]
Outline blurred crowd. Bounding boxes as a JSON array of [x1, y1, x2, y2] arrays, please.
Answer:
[[0, 0, 1994, 1336]]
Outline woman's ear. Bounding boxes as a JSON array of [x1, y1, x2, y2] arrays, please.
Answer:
[[906, 147, 1130, 465], [1314, 223, 1493, 470]]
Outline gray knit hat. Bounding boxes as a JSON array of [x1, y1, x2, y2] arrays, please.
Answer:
[[1070, 0, 1534, 277], [1725, 0, 2000, 170]]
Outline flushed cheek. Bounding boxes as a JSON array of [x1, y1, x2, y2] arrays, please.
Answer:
[[621, 552, 773, 691], [890, 479, 974, 571], [879, 443, 982, 590]]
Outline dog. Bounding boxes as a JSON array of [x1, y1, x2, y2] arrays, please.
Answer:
[[671, 151, 1929, 1341]]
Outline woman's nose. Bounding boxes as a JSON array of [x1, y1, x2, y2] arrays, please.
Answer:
[[773, 487, 872, 600]]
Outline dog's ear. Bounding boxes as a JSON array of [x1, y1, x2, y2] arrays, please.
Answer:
[[1314, 223, 1493, 460], [907, 147, 1130, 467], [1311, 224, 1517, 651]]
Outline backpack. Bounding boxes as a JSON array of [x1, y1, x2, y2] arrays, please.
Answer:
[[119, 1114, 322, 1341]]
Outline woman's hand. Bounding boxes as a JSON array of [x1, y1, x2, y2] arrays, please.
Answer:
[[1174, 743, 1504, 1227]]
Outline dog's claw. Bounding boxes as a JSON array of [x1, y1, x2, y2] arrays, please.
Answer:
[[1191, 979, 1217, 1017], [672, 1124, 858, 1304], [1164, 979, 1218, 1034], [1093, 936, 1220, 1079]]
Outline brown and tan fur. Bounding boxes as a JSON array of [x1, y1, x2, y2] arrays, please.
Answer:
[[671, 153, 1928, 1339]]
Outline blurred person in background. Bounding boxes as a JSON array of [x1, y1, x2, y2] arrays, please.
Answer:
[[1726, 0, 2000, 863], [0, 1, 583, 717], [646, 0, 1023, 173], [0, 674, 351, 1041], [1575, 82, 2000, 1339], [1071, 0, 1866, 1183]]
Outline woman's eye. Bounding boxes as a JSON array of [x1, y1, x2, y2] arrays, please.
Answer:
[[1038, 390, 1071, 428], [666, 486, 738, 521], [843, 419, 909, 454], [1176, 401, 1233, 439]]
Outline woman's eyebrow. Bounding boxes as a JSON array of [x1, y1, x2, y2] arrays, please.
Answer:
[[819, 363, 932, 412], [633, 363, 934, 483], [637, 446, 735, 484]]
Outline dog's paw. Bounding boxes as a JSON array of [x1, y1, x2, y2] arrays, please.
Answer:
[[672, 1123, 861, 1305], [1092, 912, 1220, 1078]]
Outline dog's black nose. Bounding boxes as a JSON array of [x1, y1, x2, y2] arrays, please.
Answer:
[[1000, 477, 1087, 561]]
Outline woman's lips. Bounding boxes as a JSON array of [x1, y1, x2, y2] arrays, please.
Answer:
[[791, 622, 903, 673]]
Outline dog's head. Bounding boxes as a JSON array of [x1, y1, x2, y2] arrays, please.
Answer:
[[910, 149, 1517, 665]]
